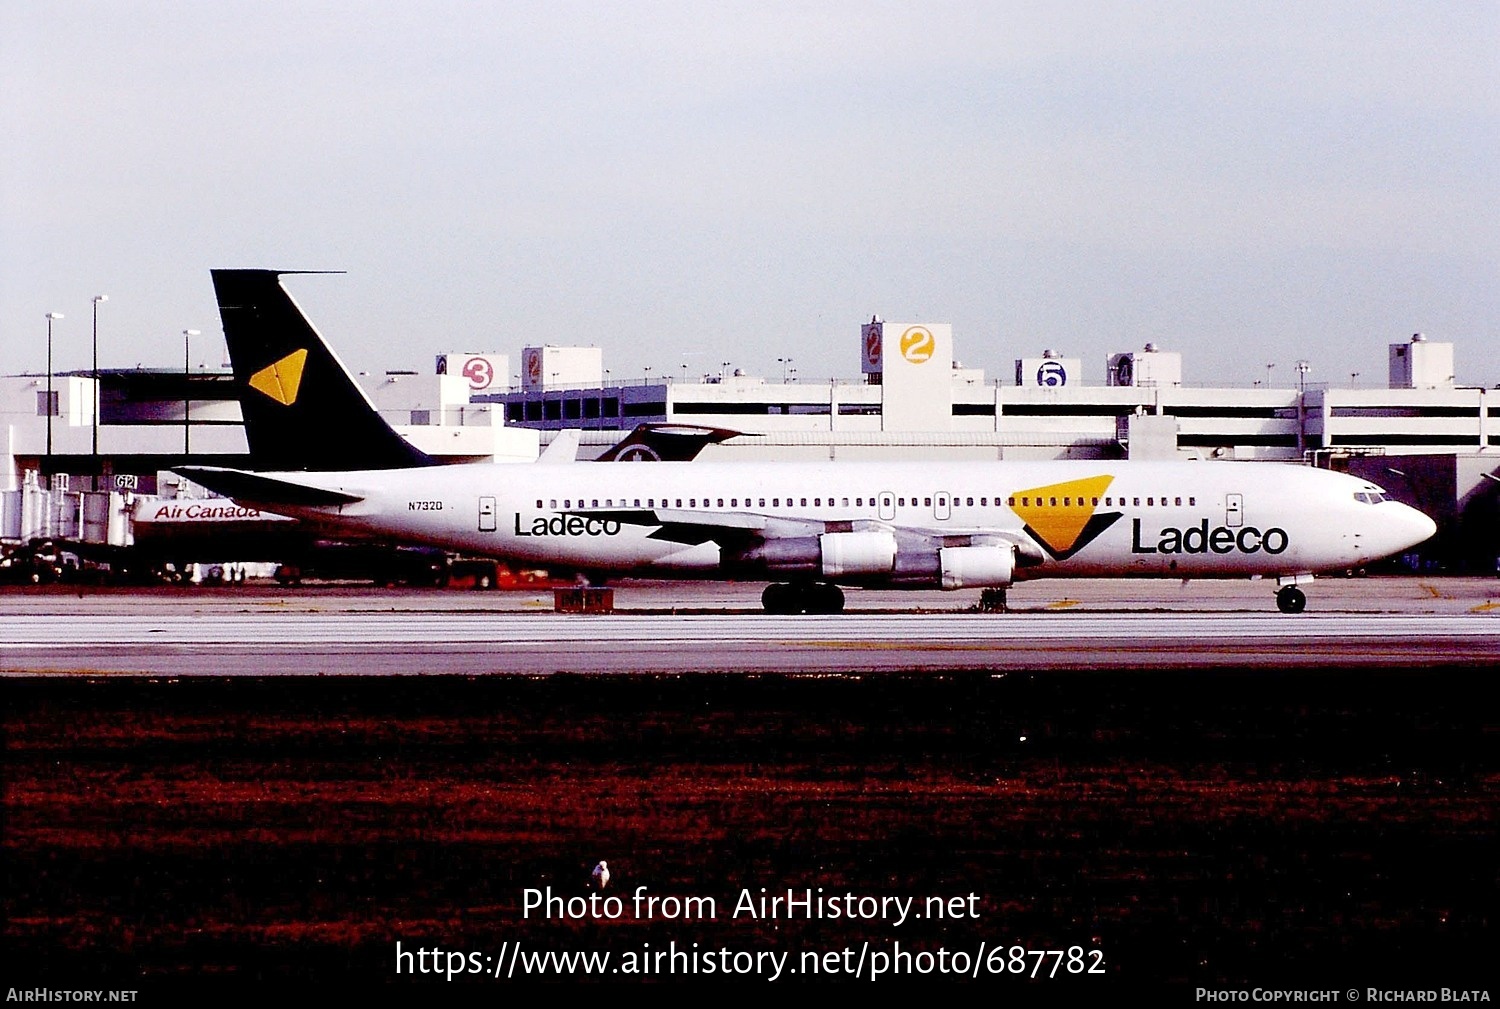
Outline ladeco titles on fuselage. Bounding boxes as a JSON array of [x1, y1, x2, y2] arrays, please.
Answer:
[[1131, 518, 1288, 555], [516, 514, 624, 537], [500, 500, 1291, 555]]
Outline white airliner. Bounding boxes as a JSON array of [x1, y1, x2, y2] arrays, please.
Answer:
[[177, 270, 1437, 615]]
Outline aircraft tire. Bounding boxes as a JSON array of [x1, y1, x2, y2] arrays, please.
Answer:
[[1276, 585, 1307, 614], [761, 583, 781, 614], [762, 583, 801, 615], [811, 583, 845, 614]]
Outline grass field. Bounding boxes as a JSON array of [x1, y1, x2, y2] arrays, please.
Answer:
[[3, 670, 1495, 989]]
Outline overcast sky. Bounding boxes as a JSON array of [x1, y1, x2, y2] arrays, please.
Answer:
[[3, 2, 1496, 389]]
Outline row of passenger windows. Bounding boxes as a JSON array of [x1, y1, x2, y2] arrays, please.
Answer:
[[535, 494, 1199, 509]]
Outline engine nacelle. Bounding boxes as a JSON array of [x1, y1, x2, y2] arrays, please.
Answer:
[[820, 530, 897, 578], [939, 545, 1015, 590], [727, 530, 899, 579], [732, 537, 821, 574]]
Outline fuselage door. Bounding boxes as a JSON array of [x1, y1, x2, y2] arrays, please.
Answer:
[[877, 492, 896, 522], [479, 496, 497, 532], [934, 492, 951, 521], [1225, 493, 1243, 528]]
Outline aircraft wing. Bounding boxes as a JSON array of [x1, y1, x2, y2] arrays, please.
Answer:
[[568, 507, 823, 546], [172, 466, 366, 508], [572, 506, 1046, 562]]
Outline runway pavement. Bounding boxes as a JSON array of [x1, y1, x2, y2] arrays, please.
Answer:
[[2, 576, 1497, 673]]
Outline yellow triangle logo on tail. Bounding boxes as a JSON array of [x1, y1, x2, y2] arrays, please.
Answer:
[[1011, 475, 1119, 559], [248, 349, 308, 406]]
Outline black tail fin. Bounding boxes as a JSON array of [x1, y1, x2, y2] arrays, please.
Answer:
[[211, 269, 436, 471], [594, 423, 749, 461]]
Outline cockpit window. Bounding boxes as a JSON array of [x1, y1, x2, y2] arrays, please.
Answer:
[[1353, 492, 1389, 504]]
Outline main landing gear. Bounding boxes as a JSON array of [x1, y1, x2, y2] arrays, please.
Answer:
[[762, 581, 845, 615], [1275, 585, 1307, 614]]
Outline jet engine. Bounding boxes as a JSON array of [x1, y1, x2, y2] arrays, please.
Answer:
[[819, 530, 898, 578], [938, 545, 1015, 589], [728, 530, 897, 578]]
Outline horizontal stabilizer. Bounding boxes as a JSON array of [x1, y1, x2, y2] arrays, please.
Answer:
[[173, 466, 364, 508]]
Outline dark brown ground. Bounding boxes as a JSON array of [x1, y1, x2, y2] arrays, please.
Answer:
[[3, 670, 1496, 991]]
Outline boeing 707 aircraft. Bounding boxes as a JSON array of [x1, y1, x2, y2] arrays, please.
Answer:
[[177, 270, 1437, 614]]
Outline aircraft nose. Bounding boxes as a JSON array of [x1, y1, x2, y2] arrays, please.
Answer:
[[1392, 503, 1437, 552]]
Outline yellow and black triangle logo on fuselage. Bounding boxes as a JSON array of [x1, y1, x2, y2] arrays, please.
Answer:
[[1011, 475, 1122, 560], [248, 349, 308, 406]]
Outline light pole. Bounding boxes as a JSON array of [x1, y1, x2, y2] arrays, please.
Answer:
[[45, 313, 63, 465], [92, 295, 107, 466], [1296, 360, 1309, 393], [1265, 362, 1275, 388], [183, 329, 200, 455], [778, 356, 793, 383]]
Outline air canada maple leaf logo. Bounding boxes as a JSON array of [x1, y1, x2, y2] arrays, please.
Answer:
[[1010, 475, 1122, 560]]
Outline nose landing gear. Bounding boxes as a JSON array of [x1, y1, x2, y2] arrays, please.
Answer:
[[1275, 584, 1307, 614]]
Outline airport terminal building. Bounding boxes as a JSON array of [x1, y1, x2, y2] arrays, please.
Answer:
[[2, 320, 1496, 575]]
